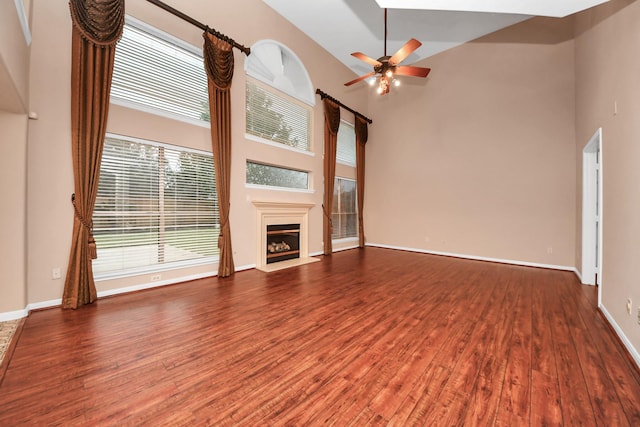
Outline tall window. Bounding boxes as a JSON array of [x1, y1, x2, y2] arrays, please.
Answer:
[[337, 120, 356, 166], [111, 16, 209, 124], [332, 177, 358, 240], [333, 121, 357, 240], [245, 79, 311, 151], [93, 136, 219, 278]]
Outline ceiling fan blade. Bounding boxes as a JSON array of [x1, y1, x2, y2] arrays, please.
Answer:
[[395, 65, 431, 78], [344, 71, 376, 87], [351, 52, 382, 67], [389, 38, 422, 66]]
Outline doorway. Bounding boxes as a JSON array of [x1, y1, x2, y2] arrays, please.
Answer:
[[581, 128, 603, 301]]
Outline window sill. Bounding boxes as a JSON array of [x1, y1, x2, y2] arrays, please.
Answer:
[[245, 133, 316, 157], [245, 183, 315, 194]]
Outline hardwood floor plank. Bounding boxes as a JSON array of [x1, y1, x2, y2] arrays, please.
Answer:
[[493, 270, 532, 425], [0, 248, 638, 425], [530, 275, 564, 426]]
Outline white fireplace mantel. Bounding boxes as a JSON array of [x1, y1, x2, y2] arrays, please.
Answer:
[[252, 201, 319, 272]]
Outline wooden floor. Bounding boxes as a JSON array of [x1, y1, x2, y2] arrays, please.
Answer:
[[1, 248, 639, 426]]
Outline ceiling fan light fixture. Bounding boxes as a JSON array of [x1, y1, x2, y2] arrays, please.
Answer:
[[344, 8, 431, 94], [377, 76, 391, 95]]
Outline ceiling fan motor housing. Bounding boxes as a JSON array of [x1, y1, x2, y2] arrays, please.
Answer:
[[375, 56, 395, 77]]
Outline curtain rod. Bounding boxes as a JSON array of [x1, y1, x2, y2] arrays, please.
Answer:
[[316, 89, 372, 124], [145, 0, 251, 56]]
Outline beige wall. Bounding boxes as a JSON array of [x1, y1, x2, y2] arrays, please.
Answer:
[[23, 0, 368, 306], [0, 0, 31, 113], [0, 0, 31, 316], [0, 112, 28, 313], [365, 17, 577, 267], [574, 0, 640, 354]]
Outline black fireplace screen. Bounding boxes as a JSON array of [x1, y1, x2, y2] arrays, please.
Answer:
[[266, 224, 300, 264]]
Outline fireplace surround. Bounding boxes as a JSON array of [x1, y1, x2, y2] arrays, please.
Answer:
[[252, 201, 319, 272]]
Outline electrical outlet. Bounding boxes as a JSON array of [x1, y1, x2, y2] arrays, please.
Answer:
[[637, 307, 640, 325], [151, 274, 161, 282], [52, 268, 61, 280], [627, 298, 632, 315], [547, 247, 553, 254]]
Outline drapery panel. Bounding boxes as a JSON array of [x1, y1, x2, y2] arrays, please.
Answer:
[[322, 99, 340, 255], [354, 115, 368, 248], [203, 31, 235, 277], [63, 0, 124, 309]]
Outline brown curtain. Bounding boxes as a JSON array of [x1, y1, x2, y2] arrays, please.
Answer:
[[322, 99, 341, 255], [203, 31, 235, 277], [354, 115, 369, 248], [62, 0, 124, 309]]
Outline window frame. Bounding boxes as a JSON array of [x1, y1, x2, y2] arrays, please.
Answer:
[[93, 133, 219, 281], [245, 77, 314, 154], [245, 160, 314, 194], [332, 176, 359, 242]]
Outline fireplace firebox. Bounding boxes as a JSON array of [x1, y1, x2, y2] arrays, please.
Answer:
[[266, 224, 300, 264]]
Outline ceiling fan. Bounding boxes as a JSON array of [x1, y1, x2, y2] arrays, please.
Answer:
[[345, 8, 431, 95]]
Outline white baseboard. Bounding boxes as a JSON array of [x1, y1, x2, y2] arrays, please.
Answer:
[[573, 268, 584, 283], [333, 244, 359, 253], [28, 298, 62, 311], [0, 298, 63, 321], [235, 263, 256, 272], [0, 308, 29, 322], [366, 243, 575, 272], [599, 304, 640, 370]]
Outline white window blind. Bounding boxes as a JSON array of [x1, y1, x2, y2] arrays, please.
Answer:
[[246, 79, 311, 151], [337, 120, 356, 166], [246, 161, 309, 190], [111, 18, 210, 124], [93, 136, 219, 278], [332, 177, 358, 240]]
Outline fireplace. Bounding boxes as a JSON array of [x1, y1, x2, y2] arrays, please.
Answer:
[[252, 201, 320, 272], [266, 224, 300, 264]]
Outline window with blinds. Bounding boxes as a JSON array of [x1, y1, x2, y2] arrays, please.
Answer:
[[332, 177, 358, 240], [337, 120, 356, 166], [246, 161, 309, 190], [245, 79, 311, 151], [92, 135, 219, 278], [111, 17, 210, 124]]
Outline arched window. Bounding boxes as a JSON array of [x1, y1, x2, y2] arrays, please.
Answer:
[[244, 40, 314, 105], [244, 40, 315, 154]]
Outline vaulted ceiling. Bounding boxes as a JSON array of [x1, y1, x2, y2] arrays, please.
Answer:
[[263, 0, 610, 76]]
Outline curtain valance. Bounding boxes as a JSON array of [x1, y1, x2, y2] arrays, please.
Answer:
[[69, 0, 124, 46]]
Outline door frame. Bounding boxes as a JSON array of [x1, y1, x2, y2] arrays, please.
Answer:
[[581, 128, 603, 302]]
